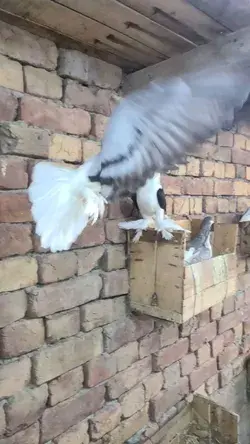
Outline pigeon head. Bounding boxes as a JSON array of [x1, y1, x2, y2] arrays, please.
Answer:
[[201, 216, 214, 233]]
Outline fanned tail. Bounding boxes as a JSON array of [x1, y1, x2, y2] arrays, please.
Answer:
[[28, 161, 106, 252]]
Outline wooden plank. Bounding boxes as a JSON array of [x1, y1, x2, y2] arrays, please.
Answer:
[[0, 0, 165, 66], [124, 25, 250, 92], [117, 0, 229, 42], [187, 0, 250, 32], [56, 0, 197, 57]]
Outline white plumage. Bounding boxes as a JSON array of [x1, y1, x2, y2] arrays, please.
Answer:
[[28, 61, 250, 252]]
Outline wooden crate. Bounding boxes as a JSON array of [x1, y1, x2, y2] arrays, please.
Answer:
[[129, 219, 238, 324]]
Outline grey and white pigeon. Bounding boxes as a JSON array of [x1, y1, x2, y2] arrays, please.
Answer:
[[119, 173, 188, 242], [184, 216, 214, 266], [240, 208, 250, 223], [28, 61, 250, 252]]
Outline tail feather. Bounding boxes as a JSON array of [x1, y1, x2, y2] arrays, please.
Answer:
[[29, 161, 106, 252]]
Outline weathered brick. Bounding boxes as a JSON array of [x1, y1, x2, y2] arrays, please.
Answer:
[[163, 362, 180, 389], [0, 123, 50, 158], [92, 114, 109, 139], [0, 20, 57, 69], [234, 133, 247, 149], [49, 134, 82, 163], [189, 197, 202, 214], [201, 160, 215, 176], [20, 96, 91, 136], [41, 385, 105, 442], [162, 176, 182, 194], [186, 157, 200, 176], [150, 377, 189, 422], [234, 180, 248, 196], [211, 335, 224, 357], [218, 311, 241, 334], [107, 357, 151, 399], [223, 329, 235, 347], [49, 367, 83, 406], [224, 163, 235, 178], [197, 310, 210, 327], [0, 156, 28, 190], [183, 177, 214, 195], [218, 198, 230, 212], [82, 139, 101, 162], [0, 54, 23, 91], [205, 374, 219, 394], [0, 290, 26, 328], [27, 274, 102, 317], [197, 343, 211, 365], [173, 197, 189, 215], [181, 353, 196, 376], [0, 256, 37, 292], [81, 296, 126, 331], [222, 296, 235, 315], [153, 338, 189, 370], [190, 358, 217, 391], [24, 66, 62, 99], [180, 317, 198, 337], [74, 221, 105, 247], [32, 329, 102, 384], [232, 148, 250, 165], [143, 372, 163, 401], [0, 192, 31, 222], [4, 384, 48, 434], [54, 420, 89, 444], [218, 131, 233, 147], [237, 197, 250, 212], [0, 402, 5, 436], [105, 220, 126, 243], [84, 353, 117, 387], [120, 384, 145, 419], [104, 316, 154, 353], [0, 422, 39, 444], [210, 302, 222, 321], [211, 146, 231, 162], [111, 341, 139, 372], [214, 180, 233, 195], [102, 269, 129, 297], [219, 364, 233, 387], [203, 197, 217, 213], [217, 344, 239, 369], [102, 245, 126, 271], [65, 80, 112, 115], [46, 308, 80, 342], [106, 406, 148, 444], [0, 357, 31, 397], [59, 49, 122, 89], [0, 87, 18, 121], [159, 322, 179, 347], [76, 246, 104, 275], [0, 318, 44, 358], [90, 402, 121, 440], [37, 252, 77, 284], [139, 331, 160, 359], [238, 122, 250, 137], [190, 322, 217, 351]]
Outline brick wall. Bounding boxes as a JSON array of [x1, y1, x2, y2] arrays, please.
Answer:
[[0, 18, 250, 444]]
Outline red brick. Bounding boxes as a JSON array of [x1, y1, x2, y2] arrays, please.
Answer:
[[0, 123, 50, 158], [106, 406, 148, 444], [0, 256, 37, 293], [217, 131, 233, 147], [218, 198, 230, 212], [92, 114, 109, 139], [54, 420, 88, 444], [0, 223, 32, 258], [162, 176, 182, 194], [163, 361, 180, 388], [0, 290, 26, 328], [81, 296, 126, 331], [0, 318, 44, 358], [20, 96, 91, 136], [203, 197, 217, 213], [48, 367, 83, 406], [103, 316, 154, 353], [41, 386, 105, 442], [0, 156, 28, 190], [222, 296, 235, 315], [180, 317, 198, 337], [0, 357, 31, 398], [218, 311, 242, 334], [46, 308, 80, 342], [24, 66, 62, 99], [65, 80, 112, 115], [217, 344, 239, 369], [84, 353, 117, 387], [190, 322, 217, 351], [211, 146, 231, 162], [210, 302, 222, 321], [107, 357, 151, 399], [236, 164, 246, 179], [0, 54, 23, 91], [37, 252, 77, 284], [224, 163, 235, 178], [106, 219, 126, 244], [232, 148, 250, 165], [103, 245, 126, 271], [173, 197, 189, 215], [102, 269, 129, 297], [76, 246, 105, 275], [219, 364, 233, 387], [211, 335, 224, 357], [4, 384, 48, 434], [120, 385, 144, 419], [214, 180, 233, 195], [159, 322, 179, 347], [223, 329, 235, 346], [0, 422, 39, 444], [153, 338, 189, 370], [205, 374, 219, 394], [74, 221, 105, 247], [190, 358, 217, 391], [27, 274, 102, 317], [90, 401, 121, 440], [197, 310, 210, 327], [0, 87, 17, 121], [139, 331, 160, 359], [197, 343, 211, 365], [150, 377, 189, 422], [143, 372, 163, 401], [181, 353, 196, 376], [111, 341, 139, 372], [0, 193, 32, 222], [183, 177, 214, 195]]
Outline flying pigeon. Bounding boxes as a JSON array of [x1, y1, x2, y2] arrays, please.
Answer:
[[118, 173, 189, 242], [184, 216, 214, 266], [28, 61, 250, 253]]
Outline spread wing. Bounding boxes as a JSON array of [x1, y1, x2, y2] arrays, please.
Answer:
[[89, 61, 250, 196]]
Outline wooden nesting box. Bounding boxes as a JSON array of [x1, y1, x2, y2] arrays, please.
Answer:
[[129, 219, 238, 324]]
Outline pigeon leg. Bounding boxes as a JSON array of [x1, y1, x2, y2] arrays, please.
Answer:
[[118, 219, 151, 243], [155, 209, 190, 240]]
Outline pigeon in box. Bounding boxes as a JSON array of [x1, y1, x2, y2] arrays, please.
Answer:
[[184, 216, 214, 266]]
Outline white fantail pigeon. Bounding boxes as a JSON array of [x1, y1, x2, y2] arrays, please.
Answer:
[[28, 61, 250, 252]]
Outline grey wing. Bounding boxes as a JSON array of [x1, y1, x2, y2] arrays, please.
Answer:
[[90, 61, 250, 195]]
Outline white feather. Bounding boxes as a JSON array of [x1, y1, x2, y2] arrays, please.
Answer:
[[240, 208, 250, 222], [28, 161, 107, 252]]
